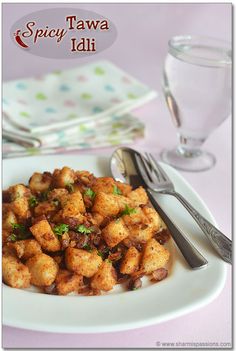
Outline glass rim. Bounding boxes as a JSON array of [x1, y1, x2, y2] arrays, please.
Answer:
[[168, 35, 231, 67]]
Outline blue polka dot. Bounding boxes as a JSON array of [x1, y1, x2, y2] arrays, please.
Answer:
[[78, 143, 90, 148], [45, 107, 57, 113], [111, 115, 121, 121], [104, 84, 115, 92], [16, 82, 27, 90], [59, 84, 70, 92], [92, 106, 103, 113], [57, 131, 65, 139]]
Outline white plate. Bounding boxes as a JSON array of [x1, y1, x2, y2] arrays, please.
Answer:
[[3, 154, 227, 333]]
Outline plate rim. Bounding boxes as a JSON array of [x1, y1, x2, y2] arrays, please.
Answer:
[[3, 274, 227, 333], [2, 154, 228, 333]]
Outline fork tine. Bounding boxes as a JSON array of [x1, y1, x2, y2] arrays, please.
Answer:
[[136, 153, 156, 183], [145, 152, 155, 172], [148, 153, 170, 181], [141, 153, 158, 183], [146, 153, 165, 182], [139, 153, 154, 181], [134, 153, 152, 185]]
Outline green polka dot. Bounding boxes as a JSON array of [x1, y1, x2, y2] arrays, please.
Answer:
[[52, 70, 61, 75], [36, 92, 47, 100], [67, 113, 77, 120], [108, 138, 121, 146], [27, 148, 40, 155], [112, 122, 123, 129], [127, 93, 137, 99], [81, 93, 92, 100], [19, 111, 30, 118], [94, 67, 105, 75], [110, 130, 119, 136], [78, 124, 88, 132]]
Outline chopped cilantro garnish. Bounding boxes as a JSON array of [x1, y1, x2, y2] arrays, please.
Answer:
[[83, 244, 92, 252], [53, 223, 69, 236], [97, 247, 110, 259], [76, 224, 93, 235], [8, 233, 17, 242], [11, 223, 25, 232], [29, 196, 38, 208], [65, 183, 74, 193], [10, 223, 31, 240], [52, 199, 59, 207], [113, 185, 122, 195], [121, 205, 137, 216], [84, 188, 96, 199]]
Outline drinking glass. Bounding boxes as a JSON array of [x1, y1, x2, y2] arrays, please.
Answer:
[[161, 35, 231, 171]]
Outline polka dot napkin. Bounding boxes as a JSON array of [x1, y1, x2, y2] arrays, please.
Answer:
[[3, 60, 157, 158]]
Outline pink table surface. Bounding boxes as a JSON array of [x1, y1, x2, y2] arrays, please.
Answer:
[[2, 3, 232, 349]]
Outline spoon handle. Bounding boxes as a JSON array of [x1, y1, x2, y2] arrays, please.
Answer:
[[147, 189, 208, 269]]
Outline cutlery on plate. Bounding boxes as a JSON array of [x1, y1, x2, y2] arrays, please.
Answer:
[[110, 147, 208, 269], [136, 151, 232, 264]]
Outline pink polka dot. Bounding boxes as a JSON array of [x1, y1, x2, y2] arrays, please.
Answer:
[[122, 76, 132, 84], [111, 97, 122, 104], [54, 148, 66, 153], [77, 75, 88, 82], [35, 75, 45, 81], [64, 100, 76, 107]]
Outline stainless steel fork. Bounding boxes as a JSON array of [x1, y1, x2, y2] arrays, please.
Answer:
[[136, 152, 232, 264]]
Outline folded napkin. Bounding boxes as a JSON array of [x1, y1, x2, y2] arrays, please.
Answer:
[[3, 114, 145, 158], [3, 60, 157, 158]]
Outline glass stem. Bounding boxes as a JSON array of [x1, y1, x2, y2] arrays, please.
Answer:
[[177, 134, 206, 158]]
